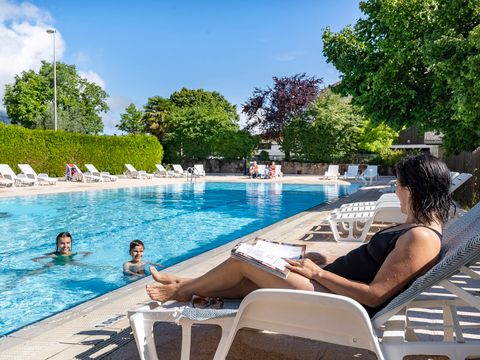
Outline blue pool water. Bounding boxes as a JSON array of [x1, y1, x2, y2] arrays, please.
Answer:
[[0, 181, 359, 336]]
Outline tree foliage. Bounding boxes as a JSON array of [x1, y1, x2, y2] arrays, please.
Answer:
[[322, 0, 480, 154], [143, 88, 256, 161], [281, 90, 364, 162], [3, 61, 109, 134], [117, 103, 145, 134], [242, 73, 323, 140]]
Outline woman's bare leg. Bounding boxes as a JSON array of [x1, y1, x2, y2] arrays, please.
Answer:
[[146, 258, 329, 302], [150, 267, 189, 284]]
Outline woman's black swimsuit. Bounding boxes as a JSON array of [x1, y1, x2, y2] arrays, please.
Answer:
[[323, 225, 442, 317]]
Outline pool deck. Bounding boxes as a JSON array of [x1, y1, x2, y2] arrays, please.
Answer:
[[0, 175, 473, 359]]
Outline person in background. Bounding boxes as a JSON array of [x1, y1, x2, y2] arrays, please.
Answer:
[[270, 161, 276, 178], [249, 161, 259, 179]]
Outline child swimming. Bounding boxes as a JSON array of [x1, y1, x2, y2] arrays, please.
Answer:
[[32, 231, 91, 265], [123, 240, 162, 277]]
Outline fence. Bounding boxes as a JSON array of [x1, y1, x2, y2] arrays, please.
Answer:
[[445, 148, 480, 208]]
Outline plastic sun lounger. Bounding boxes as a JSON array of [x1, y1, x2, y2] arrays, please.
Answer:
[[328, 173, 474, 241], [154, 164, 173, 178], [172, 164, 187, 177], [129, 202, 480, 360], [124, 164, 153, 179], [85, 164, 118, 182], [18, 164, 57, 185], [194, 164, 206, 176], [343, 164, 359, 180], [0, 164, 36, 186], [319, 164, 339, 180]]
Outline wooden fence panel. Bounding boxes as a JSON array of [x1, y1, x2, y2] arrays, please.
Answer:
[[445, 148, 480, 208]]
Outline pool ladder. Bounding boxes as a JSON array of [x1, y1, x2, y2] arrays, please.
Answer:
[[186, 167, 200, 182]]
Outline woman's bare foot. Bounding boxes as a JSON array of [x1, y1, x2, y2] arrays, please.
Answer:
[[150, 267, 187, 284], [146, 283, 190, 302]]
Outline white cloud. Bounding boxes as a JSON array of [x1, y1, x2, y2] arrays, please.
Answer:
[[272, 51, 305, 62], [0, 0, 65, 111], [78, 70, 106, 89]]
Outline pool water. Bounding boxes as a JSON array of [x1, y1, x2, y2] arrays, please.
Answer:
[[0, 181, 359, 336]]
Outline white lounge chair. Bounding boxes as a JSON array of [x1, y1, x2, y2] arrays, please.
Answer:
[[319, 164, 339, 180], [18, 164, 57, 185], [172, 164, 187, 177], [194, 164, 206, 177], [65, 164, 102, 182], [124, 164, 153, 179], [85, 164, 117, 182], [360, 165, 379, 183], [129, 202, 480, 360], [0, 164, 36, 186], [273, 164, 283, 178], [0, 175, 14, 187], [327, 200, 407, 241], [153, 164, 169, 177], [343, 164, 359, 180], [256, 164, 267, 179]]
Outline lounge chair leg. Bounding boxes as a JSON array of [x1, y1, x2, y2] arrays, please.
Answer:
[[129, 313, 159, 360], [179, 322, 193, 360]]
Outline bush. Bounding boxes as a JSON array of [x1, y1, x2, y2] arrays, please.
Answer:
[[0, 123, 163, 176], [259, 150, 270, 161]]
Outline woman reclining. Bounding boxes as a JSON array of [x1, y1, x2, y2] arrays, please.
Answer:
[[146, 154, 452, 317]]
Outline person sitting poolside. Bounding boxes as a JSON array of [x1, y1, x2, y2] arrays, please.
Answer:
[[32, 231, 91, 265], [249, 161, 259, 179], [146, 154, 452, 318], [269, 161, 276, 178]]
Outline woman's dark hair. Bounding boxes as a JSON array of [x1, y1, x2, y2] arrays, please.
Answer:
[[129, 239, 145, 253], [55, 232, 72, 252], [395, 154, 452, 224]]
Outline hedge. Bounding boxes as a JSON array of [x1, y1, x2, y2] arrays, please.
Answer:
[[0, 123, 163, 177]]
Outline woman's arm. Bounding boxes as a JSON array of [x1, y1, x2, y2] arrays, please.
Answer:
[[32, 254, 54, 262], [287, 227, 440, 307]]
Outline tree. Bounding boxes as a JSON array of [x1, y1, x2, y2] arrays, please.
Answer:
[[117, 103, 144, 134], [242, 73, 323, 140], [143, 88, 251, 162], [322, 0, 480, 154], [3, 61, 109, 134], [282, 89, 364, 162]]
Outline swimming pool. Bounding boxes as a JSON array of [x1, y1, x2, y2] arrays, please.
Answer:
[[0, 181, 359, 336]]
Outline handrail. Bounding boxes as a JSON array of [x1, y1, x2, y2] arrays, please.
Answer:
[[186, 167, 199, 182]]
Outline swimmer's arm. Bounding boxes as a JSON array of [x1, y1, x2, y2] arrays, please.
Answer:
[[32, 254, 55, 262], [77, 251, 92, 258]]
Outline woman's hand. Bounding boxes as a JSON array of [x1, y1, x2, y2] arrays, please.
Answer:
[[285, 258, 322, 279]]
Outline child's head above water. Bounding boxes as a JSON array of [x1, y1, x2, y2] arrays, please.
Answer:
[[55, 232, 72, 255], [129, 239, 145, 263]]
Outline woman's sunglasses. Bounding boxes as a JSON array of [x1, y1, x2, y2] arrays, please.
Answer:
[[191, 295, 224, 309]]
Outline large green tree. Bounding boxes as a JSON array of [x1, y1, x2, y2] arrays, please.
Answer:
[[117, 103, 145, 134], [3, 61, 109, 134], [144, 88, 256, 161], [322, 0, 480, 154], [281, 90, 365, 162]]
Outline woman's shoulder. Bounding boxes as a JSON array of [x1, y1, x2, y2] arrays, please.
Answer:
[[397, 225, 442, 250]]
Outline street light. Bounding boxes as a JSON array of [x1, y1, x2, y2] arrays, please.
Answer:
[[46, 28, 57, 131]]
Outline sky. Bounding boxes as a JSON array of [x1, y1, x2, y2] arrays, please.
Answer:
[[0, 0, 363, 134]]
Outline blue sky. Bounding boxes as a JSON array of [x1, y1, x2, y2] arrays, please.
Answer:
[[0, 0, 363, 133]]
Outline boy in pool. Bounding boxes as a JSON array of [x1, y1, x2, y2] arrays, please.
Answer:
[[123, 240, 163, 277], [32, 231, 91, 265]]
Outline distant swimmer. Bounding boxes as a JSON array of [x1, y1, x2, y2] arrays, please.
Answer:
[[32, 231, 91, 265]]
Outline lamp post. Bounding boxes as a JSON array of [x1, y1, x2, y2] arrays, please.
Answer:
[[46, 28, 57, 131]]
